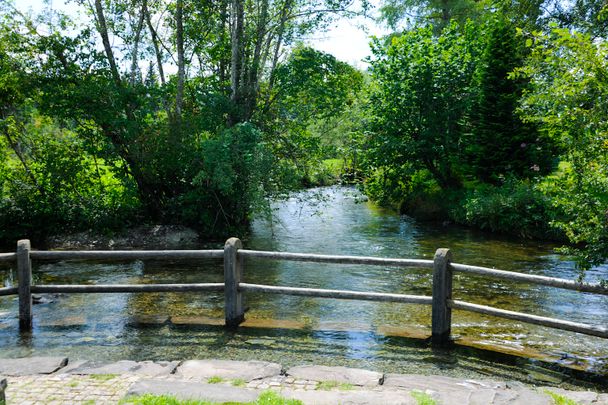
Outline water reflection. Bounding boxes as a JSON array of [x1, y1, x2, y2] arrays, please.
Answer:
[[0, 186, 606, 387]]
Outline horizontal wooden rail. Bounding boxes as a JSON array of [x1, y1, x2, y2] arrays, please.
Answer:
[[451, 263, 608, 295], [0, 253, 16, 262], [30, 283, 224, 294], [30, 250, 224, 261], [0, 286, 18, 296], [239, 283, 433, 305], [449, 299, 608, 339], [239, 250, 434, 268]]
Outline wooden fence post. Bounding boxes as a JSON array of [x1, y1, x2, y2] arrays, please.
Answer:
[[224, 237, 244, 328], [17, 239, 32, 331], [431, 248, 453, 345], [0, 378, 6, 404]]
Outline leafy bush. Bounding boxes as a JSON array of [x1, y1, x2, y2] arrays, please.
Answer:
[[450, 179, 564, 239]]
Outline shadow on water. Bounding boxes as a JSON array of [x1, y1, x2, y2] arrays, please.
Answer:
[[0, 186, 607, 391]]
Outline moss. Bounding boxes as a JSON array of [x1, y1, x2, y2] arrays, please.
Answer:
[[120, 390, 303, 405], [544, 389, 580, 405], [315, 380, 354, 391], [206, 376, 224, 384], [410, 390, 437, 405], [88, 374, 118, 381]]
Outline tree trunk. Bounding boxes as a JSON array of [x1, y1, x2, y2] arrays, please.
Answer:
[[229, 0, 245, 125], [93, 0, 122, 88], [144, 1, 166, 85], [130, 3, 146, 85], [175, 0, 185, 123]]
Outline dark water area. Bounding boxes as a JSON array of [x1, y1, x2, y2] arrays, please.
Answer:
[[0, 186, 607, 390]]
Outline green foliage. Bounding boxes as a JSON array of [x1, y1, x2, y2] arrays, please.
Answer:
[[121, 390, 304, 405], [379, 0, 486, 30], [0, 110, 141, 243], [179, 123, 275, 237], [450, 179, 563, 239], [315, 380, 354, 391], [366, 22, 481, 191], [466, 17, 558, 183], [410, 390, 437, 405], [544, 389, 580, 405], [206, 376, 224, 384], [515, 27, 608, 272], [264, 46, 365, 187]]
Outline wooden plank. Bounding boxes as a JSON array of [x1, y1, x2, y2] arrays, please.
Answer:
[[0, 287, 18, 296], [30, 250, 224, 260], [239, 283, 432, 304], [31, 283, 224, 293], [0, 252, 16, 262], [224, 238, 244, 327], [450, 299, 608, 339], [431, 248, 453, 345], [17, 240, 32, 331], [451, 263, 608, 295], [239, 250, 434, 268]]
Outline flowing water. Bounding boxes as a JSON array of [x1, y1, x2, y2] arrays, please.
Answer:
[[0, 186, 607, 389]]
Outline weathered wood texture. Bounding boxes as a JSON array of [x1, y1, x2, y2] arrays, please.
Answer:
[[0, 287, 18, 296], [451, 263, 608, 295], [239, 283, 433, 304], [224, 237, 245, 327], [31, 283, 224, 293], [31, 250, 223, 260], [17, 240, 32, 331], [0, 252, 16, 262], [239, 250, 434, 268], [431, 248, 453, 345], [450, 299, 608, 339], [0, 377, 6, 403]]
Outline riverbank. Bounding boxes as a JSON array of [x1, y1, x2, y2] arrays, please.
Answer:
[[2, 357, 606, 404]]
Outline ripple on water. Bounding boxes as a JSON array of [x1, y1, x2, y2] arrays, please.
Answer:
[[0, 186, 606, 390]]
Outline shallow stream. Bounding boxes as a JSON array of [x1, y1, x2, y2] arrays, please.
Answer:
[[1, 186, 606, 389]]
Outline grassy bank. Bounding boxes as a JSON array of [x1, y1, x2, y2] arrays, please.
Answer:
[[397, 179, 566, 241]]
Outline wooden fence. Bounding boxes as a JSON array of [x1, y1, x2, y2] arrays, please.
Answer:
[[0, 238, 607, 345]]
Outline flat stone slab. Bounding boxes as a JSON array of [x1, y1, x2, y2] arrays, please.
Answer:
[[175, 360, 282, 382], [383, 374, 556, 405], [64, 360, 178, 377], [540, 387, 607, 405], [126, 379, 258, 403], [282, 388, 416, 405], [0, 357, 68, 376], [286, 365, 383, 387]]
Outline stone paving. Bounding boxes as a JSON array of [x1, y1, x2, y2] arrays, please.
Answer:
[[0, 357, 607, 404]]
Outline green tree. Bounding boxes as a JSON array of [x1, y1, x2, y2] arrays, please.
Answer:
[[379, 0, 486, 30], [365, 22, 481, 199], [466, 17, 557, 184], [515, 27, 608, 273], [262, 46, 364, 185]]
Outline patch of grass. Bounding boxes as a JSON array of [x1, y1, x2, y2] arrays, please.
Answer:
[[231, 379, 246, 387], [544, 389, 579, 405], [89, 374, 118, 381], [315, 380, 354, 391], [206, 376, 224, 384], [410, 390, 437, 405], [121, 390, 303, 405], [68, 381, 80, 388], [83, 400, 96, 405], [120, 395, 214, 405], [322, 159, 343, 176]]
